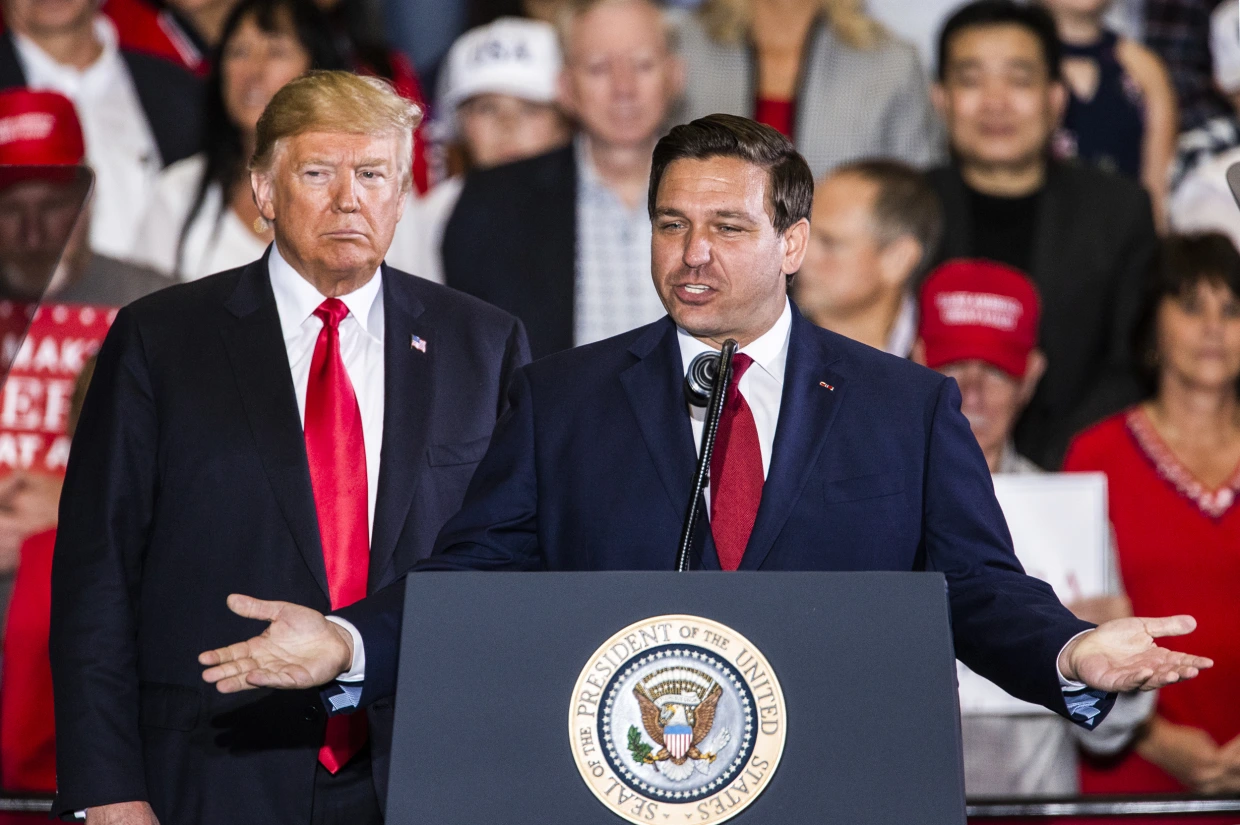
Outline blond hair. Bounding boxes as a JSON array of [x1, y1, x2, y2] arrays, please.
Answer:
[[250, 70, 423, 190], [699, 0, 884, 50]]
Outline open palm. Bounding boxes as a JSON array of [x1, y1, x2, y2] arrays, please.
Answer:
[[198, 594, 352, 693], [1064, 615, 1213, 692]]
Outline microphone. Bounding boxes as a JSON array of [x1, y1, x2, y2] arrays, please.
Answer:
[[674, 339, 738, 572], [684, 350, 721, 407]]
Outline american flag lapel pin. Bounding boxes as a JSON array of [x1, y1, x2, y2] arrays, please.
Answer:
[[411, 334, 428, 353]]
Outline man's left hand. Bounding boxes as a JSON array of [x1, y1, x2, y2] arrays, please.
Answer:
[[1059, 615, 1213, 692]]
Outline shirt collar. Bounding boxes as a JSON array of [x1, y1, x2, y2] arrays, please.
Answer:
[[267, 242, 384, 342], [676, 298, 793, 386]]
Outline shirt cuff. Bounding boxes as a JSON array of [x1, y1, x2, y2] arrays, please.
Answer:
[[325, 615, 366, 682], [1056, 629, 1117, 729], [1056, 629, 1093, 689]]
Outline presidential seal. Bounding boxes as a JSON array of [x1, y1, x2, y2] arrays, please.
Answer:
[[569, 615, 786, 825]]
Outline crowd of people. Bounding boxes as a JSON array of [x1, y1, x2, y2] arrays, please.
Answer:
[[0, 0, 1237, 817]]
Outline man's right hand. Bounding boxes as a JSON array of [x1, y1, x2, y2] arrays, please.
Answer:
[[85, 801, 159, 825], [198, 594, 353, 693]]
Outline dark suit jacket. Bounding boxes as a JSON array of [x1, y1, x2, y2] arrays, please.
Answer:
[[340, 306, 1096, 727], [49, 254, 528, 822], [443, 144, 577, 360], [927, 162, 1156, 469], [0, 30, 203, 168]]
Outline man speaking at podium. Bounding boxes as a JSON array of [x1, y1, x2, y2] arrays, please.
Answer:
[[201, 115, 1211, 738]]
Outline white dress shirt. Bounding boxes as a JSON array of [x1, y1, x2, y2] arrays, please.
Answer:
[[679, 299, 792, 494], [13, 16, 162, 261], [267, 242, 385, 537]]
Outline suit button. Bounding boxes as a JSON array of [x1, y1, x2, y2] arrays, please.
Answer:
[[304, 706, 321, 722]]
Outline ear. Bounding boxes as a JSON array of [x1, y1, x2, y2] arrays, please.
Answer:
[[666, 54, 686, 101], [251, 170, 276, 222], [1048, 80, 1068, 126], [781, 217, 810, 276], [911, 338, 927, 366], [877, 236, 922, 290], [396, 189, 409, 224], [556, 68, 577, 118], [1018, 348, 1047, 405], [930, 82, 948, 119]]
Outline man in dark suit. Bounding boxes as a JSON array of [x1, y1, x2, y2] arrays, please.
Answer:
[[201, 116, 1209, 752], [928, 0, 1157, 469], [50, 72, 528, 825], [442, 0, 683, 359], [0, 0, 203, 259]]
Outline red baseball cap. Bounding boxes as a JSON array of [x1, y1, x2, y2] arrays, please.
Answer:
[[0, 90, 86, 187], [918, 259, 1041, 379]]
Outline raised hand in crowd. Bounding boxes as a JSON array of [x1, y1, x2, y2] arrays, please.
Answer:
[[1067, 594, 1134, 626]]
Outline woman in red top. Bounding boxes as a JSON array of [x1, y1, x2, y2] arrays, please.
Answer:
[[1063, 232, 1240, 821]]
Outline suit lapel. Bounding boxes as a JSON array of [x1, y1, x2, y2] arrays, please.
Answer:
[[619, 320, 700, 542], [740, 309, 846, 570], [369, 267, 433, 589], [220, 255, 329, 600]]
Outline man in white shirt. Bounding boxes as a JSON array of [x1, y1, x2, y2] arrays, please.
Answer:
[[442, 0, 684, 358], [200, 116, 1210, 782], [795, 159, 943, 357], [49, 71, 528, 825], [0, 0, 204, 260]]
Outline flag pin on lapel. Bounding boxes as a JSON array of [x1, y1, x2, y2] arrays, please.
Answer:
[[411, 335, 428, 353], [819, 381, 835, 391]]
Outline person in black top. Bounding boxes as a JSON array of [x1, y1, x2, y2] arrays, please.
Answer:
[[927, 0, 1157, 469]]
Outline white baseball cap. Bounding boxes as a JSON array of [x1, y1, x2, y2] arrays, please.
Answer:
[[1211, 0, 1240, 95], [437, 17, 563, 139]]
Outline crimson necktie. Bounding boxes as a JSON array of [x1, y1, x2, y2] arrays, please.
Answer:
[[304, 298, 369, 773], [710, 353, 763, 571]]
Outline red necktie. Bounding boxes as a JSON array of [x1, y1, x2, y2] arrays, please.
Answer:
[[304, 298, 370, 773], [710, 353, 763, 571]]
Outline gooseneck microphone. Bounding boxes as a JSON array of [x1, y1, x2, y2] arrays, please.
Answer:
[[674, 339, 738, 572]]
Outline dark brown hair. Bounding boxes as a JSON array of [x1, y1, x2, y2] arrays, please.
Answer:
[[1133, 232, 1240, 396], [832, 158, 944, 280], [648, 113, 814, 235]]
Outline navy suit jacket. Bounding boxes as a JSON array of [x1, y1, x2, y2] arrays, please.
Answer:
[[339, 306, 1097, 723], [49, 254, 528, 821]]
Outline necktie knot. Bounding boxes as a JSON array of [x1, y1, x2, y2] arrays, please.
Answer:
[[727, 353, 754, 397], [313, 298, 350, 330]]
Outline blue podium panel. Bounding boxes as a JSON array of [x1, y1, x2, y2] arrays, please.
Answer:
[[387, 571, 966, 824]]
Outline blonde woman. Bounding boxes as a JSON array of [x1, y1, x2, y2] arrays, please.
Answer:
[[675, 0, 943, 178]]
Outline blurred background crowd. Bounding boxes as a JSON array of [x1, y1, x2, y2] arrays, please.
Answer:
[[0, 0, 1237, 819]]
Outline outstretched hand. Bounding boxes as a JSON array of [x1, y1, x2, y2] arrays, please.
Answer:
[[1059, 615, 1213, 692], [199, 594, 353, 693]]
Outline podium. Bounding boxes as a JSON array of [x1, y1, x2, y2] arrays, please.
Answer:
[[387, 571, 967, 824]]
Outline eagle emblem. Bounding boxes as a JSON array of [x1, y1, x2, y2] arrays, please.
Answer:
[[630, 666, 731, 782]]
